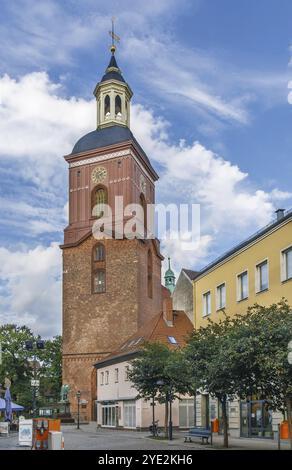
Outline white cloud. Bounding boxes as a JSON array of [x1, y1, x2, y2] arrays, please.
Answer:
[[131, 103, 292, 270], [0, 71, 291, 335], [0, 71, 94, 162], [0, 243, 61, 337]]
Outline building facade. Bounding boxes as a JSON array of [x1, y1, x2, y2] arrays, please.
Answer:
[[61, 47, 163, 421], [94, 298, 194, 430], [192, 209, 292, 438]]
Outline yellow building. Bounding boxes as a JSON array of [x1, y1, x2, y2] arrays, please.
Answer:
[[190, 208, 292, 439], [194, 208, 292, 329]]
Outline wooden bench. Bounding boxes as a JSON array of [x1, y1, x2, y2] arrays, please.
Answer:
[[184, 427, 213, 445]]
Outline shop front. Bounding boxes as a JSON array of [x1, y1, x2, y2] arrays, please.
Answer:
[[240, 400, 273, 438]]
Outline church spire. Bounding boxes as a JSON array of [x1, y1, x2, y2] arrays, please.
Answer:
[[93, 19, 133, 130], [165, 257, 176, 294]]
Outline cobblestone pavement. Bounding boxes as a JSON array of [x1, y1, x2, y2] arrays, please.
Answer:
[[0, 424, 206, 451], [0, 423, 290, 450]]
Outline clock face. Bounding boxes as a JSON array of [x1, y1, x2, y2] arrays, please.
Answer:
[[91, 166, 107, 184], [140, 175, 146, 194]]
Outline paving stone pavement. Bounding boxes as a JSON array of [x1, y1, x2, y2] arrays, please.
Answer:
[[0, 423, 290, 451]]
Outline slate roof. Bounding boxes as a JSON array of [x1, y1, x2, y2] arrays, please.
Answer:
[[70, 125, 156, 173], [94, 309, 193, 369], [182, 269, 200, 281], [197, 208, 292, 278], [101, 54, 125, 83]]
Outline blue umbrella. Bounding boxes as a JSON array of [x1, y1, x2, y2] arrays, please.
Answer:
[[4, 387, 12, 422]]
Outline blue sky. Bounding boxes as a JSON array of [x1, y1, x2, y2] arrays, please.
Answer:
[[0, 0, 292, 336]]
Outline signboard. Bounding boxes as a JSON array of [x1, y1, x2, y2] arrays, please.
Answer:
[[31, 379, 40, 387], [0, 422, 9, 435], [19, 419, 33, 447]]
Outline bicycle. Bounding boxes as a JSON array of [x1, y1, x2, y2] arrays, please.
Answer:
[[149, 420, 161, 437]]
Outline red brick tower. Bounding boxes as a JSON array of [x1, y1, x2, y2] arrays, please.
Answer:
[[61, 46, 163, 420]]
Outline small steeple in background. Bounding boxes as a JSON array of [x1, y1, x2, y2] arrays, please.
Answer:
[[164, 257, 176, 294]]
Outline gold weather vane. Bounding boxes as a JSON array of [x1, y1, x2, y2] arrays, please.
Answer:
[[108, 16, 120, 53]]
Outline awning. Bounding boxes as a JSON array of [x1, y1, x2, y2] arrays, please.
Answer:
[[0, 398, 24, 411]]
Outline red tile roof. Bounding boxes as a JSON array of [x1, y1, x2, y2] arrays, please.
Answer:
[[94, 310, 193, 368]]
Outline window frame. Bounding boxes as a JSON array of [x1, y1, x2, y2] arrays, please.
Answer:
[[202, 290, 211, 317], [216, 282, 226, 311], [105, 370, 109, 385], [237, 270, 249, 302], [255, 259, 269, 293], [281, 246, 292, 282], [93, 268, 106, 294]]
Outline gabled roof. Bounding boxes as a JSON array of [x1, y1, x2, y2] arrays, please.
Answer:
[[94, 309, 193, 369], [197, 208, 292, 279], [182, 269, 200, 281]]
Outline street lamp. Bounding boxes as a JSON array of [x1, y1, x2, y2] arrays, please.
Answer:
[[76, 390, 81, 430], [157, 379, 173, 441], [25, 339, 45, 418]]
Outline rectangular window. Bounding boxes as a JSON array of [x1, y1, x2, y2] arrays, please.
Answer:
[[237, 271, 248, 301], [100, 372, 104, 386], [115, 368, 119, 383], [125, 366, 130, 381], [93, 270, 106, 293], [282, 247, 292, 281], [124, 401, 136, 428], [203, 291, 211, 317], [216, 283, 226, 310], [102, 404, 116, 427], [256, 260, 269, 292], [105, 371, 109, 385]]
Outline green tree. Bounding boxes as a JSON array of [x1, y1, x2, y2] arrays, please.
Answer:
[[0, 325, 62, 413], [185, 301, 292, 449], [185, 316, 240, 448], [0, 324, 36, 409], [229, 301, 292, 449], [129, 342, 191, 437]]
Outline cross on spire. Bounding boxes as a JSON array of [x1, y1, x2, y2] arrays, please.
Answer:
[[108, 17, 120, 54]]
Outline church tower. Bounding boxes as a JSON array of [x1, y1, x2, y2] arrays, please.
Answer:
[[165, 257, 176, 294], [61, 44, 163, 421]]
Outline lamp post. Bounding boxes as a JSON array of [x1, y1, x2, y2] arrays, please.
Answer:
[[25, 339, 45, 418], [157, 379, 173, 441], [76, 390, 81, 430]]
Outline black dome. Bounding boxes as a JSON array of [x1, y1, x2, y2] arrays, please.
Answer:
[[71, 125, 151, 168]]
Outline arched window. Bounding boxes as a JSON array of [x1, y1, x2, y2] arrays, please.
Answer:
[[92, 186, 107, 219], [104, 95, 110, 118], [147, 249, 153, 299], [94, 243, 105, 262], [115, 95, 122, 117], [140, 193, 147, 238], [92, 243, 106, 294]]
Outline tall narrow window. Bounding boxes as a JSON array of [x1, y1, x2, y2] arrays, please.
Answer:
[[93, 270, 106, 293], [256, 260, 269, 292], [147, 249, 153, 299], [92, 186, 107, 218], [92, 243, 106, 294], [203, 291, 211, 317], [94, 243, 105, 262], [104, 95, 110, 118], [237, 271, 248, 301], [115, 95, 122, 117], [140, 193, 147, 238], [216, 283, 226, 310], [282, 247, 292, 281]]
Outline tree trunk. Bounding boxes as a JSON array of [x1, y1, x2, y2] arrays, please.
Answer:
[[286, 397, 292, 451], [221, 397, 229, 448], [164, 400, 169, 438]]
